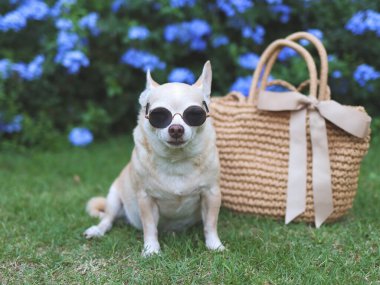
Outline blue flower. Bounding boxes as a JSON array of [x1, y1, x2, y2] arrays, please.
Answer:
[[55, 18, 73, 30], [128, 26, 150, 40], [152, 3, 161, 10], [266, 84, 288, 92], [308, 28, 323, 39], [278, 47, 297, 61], [50, 0, 77, 17], [190, 38, 207, 51], [345, 11, 366, 35], [230, 75, 252, 96], [55, 31, 80, 62], [79, 12, 100, 36], [270, 4, 291, 23], [328, 55, 336, 62], [266, 0, 282, 4], [168, 68, 195, 84], [231, 74, 276, 96], [164, 24, 185, 43], [238, 53, 260, 70], [216, 0, 253, 17], [111, 0, 127, 13], [57, 30, 79, 51], [25, 55, 45, 80], [212, 35, 229, 47], [242, 25, 265, 45], [121, 49, 166, 72], [9, 115, 23, 133], [170, 0, 196, 8], [11, 63, 27, 78], [9, 55, 44, 81], [68, 127, 93, 147], [332, 70, 342, 79], [353, 64, 380, 87], [226, 17, 245, 30], [0, 11, 27, 32], [163, 20, 211, 51], [18, 0, 49, 21], [13, 55, 45, 80], [0, 59, 11, 79], [345, 10, 380, 36], [188, 19, 211, 38], [300, 29, 323, 45], [0, 0, 48, 32], [61, 51, 89, 74], [0, 113, 23, 134], [0, 114, 22, 134]]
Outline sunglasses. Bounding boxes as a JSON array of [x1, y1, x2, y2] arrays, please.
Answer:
[[145, 101, 210, 129]]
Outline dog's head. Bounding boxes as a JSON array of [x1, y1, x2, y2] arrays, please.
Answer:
[[139, 61, 212, 150]]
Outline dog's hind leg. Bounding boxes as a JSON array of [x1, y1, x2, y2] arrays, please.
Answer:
[[84, 183, 122, 239]]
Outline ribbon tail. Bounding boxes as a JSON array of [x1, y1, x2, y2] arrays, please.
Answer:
[[309, 110, 334, 228], [318, 100, 371, 138], [285, 109, 307, 224]]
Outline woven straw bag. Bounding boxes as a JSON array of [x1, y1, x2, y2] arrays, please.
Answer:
[[210, 32, 371, 227]]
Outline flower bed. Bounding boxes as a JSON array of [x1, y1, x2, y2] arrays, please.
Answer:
[[0, 0, 379, 149]]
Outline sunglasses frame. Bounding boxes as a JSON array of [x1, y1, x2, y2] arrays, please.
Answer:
[[145, 101, 210, 128]]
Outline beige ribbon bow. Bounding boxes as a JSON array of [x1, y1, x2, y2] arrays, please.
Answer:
[[257, 90, 371, 228]]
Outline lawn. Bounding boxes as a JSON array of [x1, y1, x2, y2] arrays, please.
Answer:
[[0, 135, 379, 284]]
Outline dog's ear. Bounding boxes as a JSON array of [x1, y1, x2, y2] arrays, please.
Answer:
[[193, 61, 212, 104], [139, 70, 160, 106], [146, 70, 160, 89]]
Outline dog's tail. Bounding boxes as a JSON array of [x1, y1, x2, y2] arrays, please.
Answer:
[[86, 196, 106, 219]]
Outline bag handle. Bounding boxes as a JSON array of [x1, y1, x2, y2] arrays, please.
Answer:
[[261, 32, 329, 101], [248, 39, 318, 104], [267, 79, 298, 91], [297, 79, 331, 99]]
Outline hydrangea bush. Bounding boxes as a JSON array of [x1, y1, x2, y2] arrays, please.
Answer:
[[0, 0, 379, 149]]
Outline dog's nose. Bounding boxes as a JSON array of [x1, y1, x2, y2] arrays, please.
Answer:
[[168, 124, 184, 139]]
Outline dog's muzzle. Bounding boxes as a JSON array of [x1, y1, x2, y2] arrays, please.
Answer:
[[168, 124, 184, 139]]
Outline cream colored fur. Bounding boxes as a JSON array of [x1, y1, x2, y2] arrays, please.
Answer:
[[84, 61, 224, 256], [86, 197, 106, 218]]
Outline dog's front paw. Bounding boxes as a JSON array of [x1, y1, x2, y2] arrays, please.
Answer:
[[142, 242, 161, 257], [206, 237, 225, 251], [83, 226, 103, 239]]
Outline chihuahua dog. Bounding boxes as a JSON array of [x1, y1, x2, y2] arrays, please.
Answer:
[[84, 61, 224, 256]]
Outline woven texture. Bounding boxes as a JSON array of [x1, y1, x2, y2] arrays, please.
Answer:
[[210, 32, 371, 223]]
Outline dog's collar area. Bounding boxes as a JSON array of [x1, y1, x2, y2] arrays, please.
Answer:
[[145, 100, 210, 117]]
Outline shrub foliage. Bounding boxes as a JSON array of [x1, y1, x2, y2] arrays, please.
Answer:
[[0, 0, 379, 148]]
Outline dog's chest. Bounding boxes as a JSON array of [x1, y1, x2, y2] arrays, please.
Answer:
[[155, 193, 201, 222], [146, 159, 208, 198], [146, 163, 205, 221]]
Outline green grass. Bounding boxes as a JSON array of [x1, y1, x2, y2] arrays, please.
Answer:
[[1, 135, 379, 284]]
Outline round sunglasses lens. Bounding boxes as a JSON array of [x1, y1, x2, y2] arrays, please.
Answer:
[[149, 108, 172, 128], [183, 106, 207, 126]]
